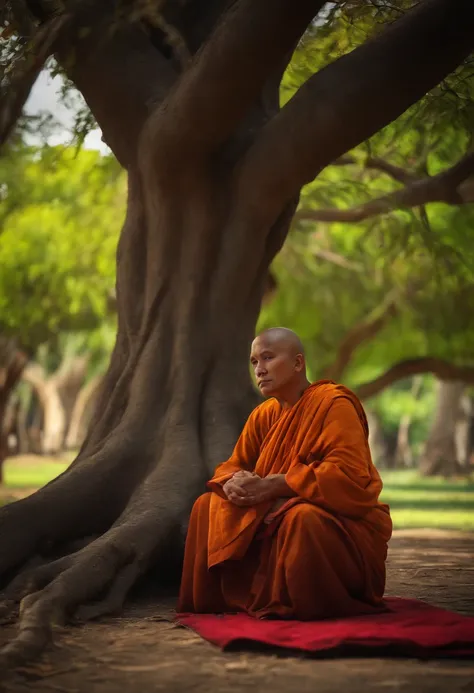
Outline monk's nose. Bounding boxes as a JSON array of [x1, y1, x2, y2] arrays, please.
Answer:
[[256, 364, 267, 377]]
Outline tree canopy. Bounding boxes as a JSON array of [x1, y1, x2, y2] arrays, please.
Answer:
[[0, 142, 124, 353], [256, 8, 474, 390]]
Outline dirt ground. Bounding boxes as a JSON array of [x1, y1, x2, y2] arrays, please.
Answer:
[[1, 529, 473, 693]]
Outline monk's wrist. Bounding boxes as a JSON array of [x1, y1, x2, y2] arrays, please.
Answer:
[[266, 474, 296, 499]]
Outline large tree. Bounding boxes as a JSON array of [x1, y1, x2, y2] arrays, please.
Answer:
[[1, 0, 474, 667]]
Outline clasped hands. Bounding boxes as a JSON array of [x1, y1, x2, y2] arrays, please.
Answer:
[[222, 470, 272, 506], [223, 471, 289, 518]]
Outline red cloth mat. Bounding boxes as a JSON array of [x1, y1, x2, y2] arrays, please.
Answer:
[[177, 598, 474, 658]]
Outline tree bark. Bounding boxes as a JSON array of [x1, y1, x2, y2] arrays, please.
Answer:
[[0, 340, 28, 483], [65, 374, 102, 451], [419, 380, 467, 476], [1, 0, 474, 669]]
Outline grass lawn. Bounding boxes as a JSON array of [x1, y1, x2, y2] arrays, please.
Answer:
[[380, 469, 474, 531], [1, 458, 473, 531], [3, 456, 71, 489]]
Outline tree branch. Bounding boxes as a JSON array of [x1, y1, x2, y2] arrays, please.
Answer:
[[364, 156, 418, 185], [53, 2, 177, 168], [323, 293, 398, 381], [294, 150, 474, 224], [331, 154, 418, 185], [3, 0, 178, 167], [144, 0, 325, 159], [0, 11, 71, 149], [241, 0, 474, 219], [312, 248, 363, 270], [0, 338, 28, 391], [355, 357, 474, 400]]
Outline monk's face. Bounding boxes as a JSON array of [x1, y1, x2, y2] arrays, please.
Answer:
[[250, 337, 304, 398]]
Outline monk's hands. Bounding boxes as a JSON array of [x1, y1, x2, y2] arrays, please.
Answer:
[[223, 471, 273, 506], [222, 471, 254, 504]]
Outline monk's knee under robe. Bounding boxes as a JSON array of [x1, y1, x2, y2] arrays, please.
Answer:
[[179, 494, 388, 619], [178, 381, 392, 619]]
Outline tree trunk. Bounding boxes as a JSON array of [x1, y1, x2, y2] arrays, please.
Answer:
[[395, 414, 414, 468], [367, 409, 392, 468], [1, 0, 474, 669], [419, 380, 466, 476], [64, 374, 103, 451], [0, 339, 28, 484], [21, 364, 67, 455], [54, 356, 89, 448], [0, 168, 279, 660], [393, 376, 423, 468], [19, 357, 89, 455], [454, 391, 473, 473], [15, 400, 30, 455]]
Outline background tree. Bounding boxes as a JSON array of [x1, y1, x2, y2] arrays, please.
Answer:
[[0, 0, 473, 667], [260, 25, 474, 475], [0, 142, 122, 463]]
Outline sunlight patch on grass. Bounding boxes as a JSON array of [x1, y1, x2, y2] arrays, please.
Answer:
[[3, 457, 70, 489], [379, 468, 474, 531], [388, 508, 474, 531], [1, 460, 473, 531]]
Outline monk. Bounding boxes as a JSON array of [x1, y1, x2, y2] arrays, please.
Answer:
[[178, 327, 392, 620]]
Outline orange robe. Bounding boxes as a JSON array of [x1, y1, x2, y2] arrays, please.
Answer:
[[178, 380, 392, 620]]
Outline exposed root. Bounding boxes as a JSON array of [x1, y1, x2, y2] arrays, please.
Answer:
[[0, 555, 75, 627], [44, 534, 100, 560], [0, 398, 235, 680], [0, 590, 63, 671], [0, 533, 133, 670], [75, 559, 141, 622], [0, 598, 17, 625], [3, 555, 76, 604]]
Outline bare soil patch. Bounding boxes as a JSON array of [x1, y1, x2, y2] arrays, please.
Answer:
[[1, 530, 473, 693]]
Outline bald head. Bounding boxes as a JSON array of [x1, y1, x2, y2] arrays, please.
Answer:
[[250, 327, 309, 401], [255, 327, 305, 357]]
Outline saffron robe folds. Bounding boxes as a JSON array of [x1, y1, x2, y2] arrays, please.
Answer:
[[178, 381, 392, 620]]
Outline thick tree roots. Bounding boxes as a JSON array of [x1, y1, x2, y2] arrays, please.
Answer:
[[0, 528, 150, 670], [0, 410, 215, 673]]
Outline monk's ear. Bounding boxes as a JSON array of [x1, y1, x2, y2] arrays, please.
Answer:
[[294, 354, 304, 372]]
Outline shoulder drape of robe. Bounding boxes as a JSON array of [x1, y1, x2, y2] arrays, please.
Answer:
[[206, 381, 392, 568]]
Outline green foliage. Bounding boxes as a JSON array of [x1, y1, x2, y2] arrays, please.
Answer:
[[0, 143, 125, 352], [259, 5, 474, 445], [260, 5, 474, 385], [368, 377, 436, 454]]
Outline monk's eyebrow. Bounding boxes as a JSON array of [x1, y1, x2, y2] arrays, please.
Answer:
[[256, 349, 275, 358]]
